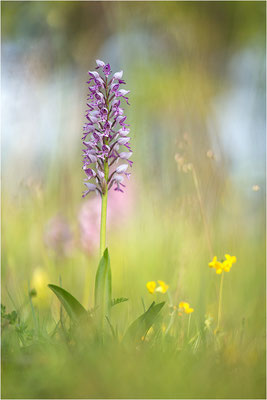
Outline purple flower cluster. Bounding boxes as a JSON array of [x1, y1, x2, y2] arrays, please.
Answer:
[[82, 60, 132, 197]]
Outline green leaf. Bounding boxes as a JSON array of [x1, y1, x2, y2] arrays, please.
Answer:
[[1, 305, 17, 326], [111, 297, 128, 307], [48, 284, 87, 322], [94, 248, 112, 319], [124, 301, 165, 342], [7, 310, 17, 324], [1, 304, 6, 317]]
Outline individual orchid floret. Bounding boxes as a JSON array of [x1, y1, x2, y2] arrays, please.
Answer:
[[82, 60, 132, 197]]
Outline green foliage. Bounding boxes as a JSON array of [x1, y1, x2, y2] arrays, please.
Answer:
[[48, 284, 87, 322], [124, 301, 165, 342], [1, 304, 17, 326], [111, 297, 128, 307], [1, 304, 6, 316], [94, 248, 112, 320]]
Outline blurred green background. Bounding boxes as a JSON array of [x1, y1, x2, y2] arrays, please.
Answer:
[[1, 1, 266, 398]]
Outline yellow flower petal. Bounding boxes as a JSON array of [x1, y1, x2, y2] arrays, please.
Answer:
[[209, 256, 217, 268], [209, 257, 224, 273], [222, 254, 236, 272], [179, 301, 189, 309], [185, 307, 194, 314], [146, 281, 156, 294], [224, 254, 237, 264], [179, 301, 194, 315], [31, 267, 50, 307], [222, 260, 231, 272], [156, 280, 169, 294]]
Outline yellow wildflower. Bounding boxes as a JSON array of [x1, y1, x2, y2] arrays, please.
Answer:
[[179, 301, 189, 309], [146, 281, 156, 294], [185, 307, 194, 314], [155, 280, 169, 294], [209, 256, 223, 274], [146, 280, 169, 294], [209, 254, 236, 274], [216, 266, 223, 274], [30, 267, 50, 307], [225, 254, 237, 264], [179, 301, 194, 314], [222, 254, 237, 272]]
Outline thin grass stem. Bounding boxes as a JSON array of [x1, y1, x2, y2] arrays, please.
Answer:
[[187, 313, 191, 339], [191, 165, 213, 258], [215, 272, 224, 334], [28, 281, 38, 334]]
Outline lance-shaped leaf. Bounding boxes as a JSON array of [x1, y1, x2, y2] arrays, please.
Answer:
[[94, 248, 112, 319], [48, 284, 87, 322], [124, 301, 165, 343]]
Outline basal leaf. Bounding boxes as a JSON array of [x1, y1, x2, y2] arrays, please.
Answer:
[[124, 301, 165, 342], [48, 284, 87, 322], [94, 248, 112, 319]]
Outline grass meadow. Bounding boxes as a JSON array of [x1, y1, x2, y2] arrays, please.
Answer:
[[1, 1, 266, 398]]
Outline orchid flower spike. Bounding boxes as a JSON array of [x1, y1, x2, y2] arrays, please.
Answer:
[[82, 60, 132, 197]]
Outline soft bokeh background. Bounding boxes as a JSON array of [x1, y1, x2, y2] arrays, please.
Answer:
[[2, 2, 266, 398]]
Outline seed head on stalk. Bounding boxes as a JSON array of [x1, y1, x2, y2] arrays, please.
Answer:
[[82, 59, 132, 197]]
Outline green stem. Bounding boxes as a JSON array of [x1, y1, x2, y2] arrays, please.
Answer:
[[100, 161, 109, 257], [187, 313, 191, 339], [191, 166, 213, 259], [28, 281, 38, 334], [215, 272, 224, 334], [165, 292, 174, 335]]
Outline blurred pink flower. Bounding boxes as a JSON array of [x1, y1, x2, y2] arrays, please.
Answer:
[[44, 215, 73, 256], [78, 182, 135, 253], [78, 196, 100, 254]]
